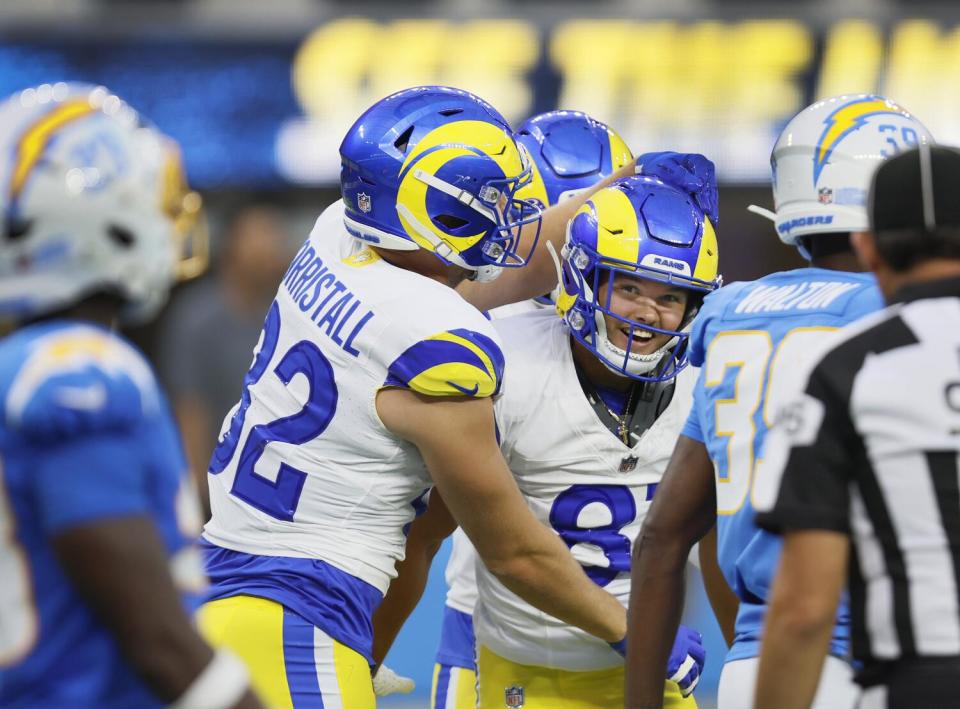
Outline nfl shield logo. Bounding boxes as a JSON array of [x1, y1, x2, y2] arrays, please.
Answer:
[[818, 187, 833, 204], [619, 455, 639, 473], [505, 685, 525, 707], [357, 192, 372, 213]]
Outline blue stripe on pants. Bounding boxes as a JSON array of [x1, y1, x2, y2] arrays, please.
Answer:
[[283, 607, 325, 708], [434, 665, 452, 708]]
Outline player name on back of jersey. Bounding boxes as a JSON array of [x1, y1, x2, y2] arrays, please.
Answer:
[[734, 280, 860, 314], [280, 241, 375, 358]]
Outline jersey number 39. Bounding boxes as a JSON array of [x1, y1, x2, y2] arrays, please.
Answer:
[[549, 484, 640, 587], [704, 327, 836, 514]]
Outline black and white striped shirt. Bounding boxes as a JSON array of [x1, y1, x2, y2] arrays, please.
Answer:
[[755, 276, 960, 671]]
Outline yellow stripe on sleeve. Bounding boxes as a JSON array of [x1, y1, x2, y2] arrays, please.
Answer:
[[429, 331, 496, 381]]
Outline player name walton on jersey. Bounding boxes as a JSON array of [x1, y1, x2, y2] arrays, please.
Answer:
[[280, 241, 375, 357], [734, 281, 859, 315]]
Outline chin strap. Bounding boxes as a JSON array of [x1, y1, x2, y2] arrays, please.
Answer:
[[395, 192, 502, 283], [599, 334, 673, 376], [469, 264, 502, 283], [545, 240, 565, 286], [412, 169, 499, 223]]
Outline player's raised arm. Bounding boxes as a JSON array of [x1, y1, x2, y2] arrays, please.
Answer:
[[377, 389, 627, 644], [457, 151, 719, 311], [626, 435, 716, 709], [456, 162, 635, 311]]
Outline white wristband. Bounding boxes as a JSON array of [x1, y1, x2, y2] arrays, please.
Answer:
[[668, 653, 697, 685], [170, 648, 250, 709]]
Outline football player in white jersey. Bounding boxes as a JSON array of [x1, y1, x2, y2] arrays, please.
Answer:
[[374, 171, 722, 708], [473, 173, 722, 709], [410, 109, 636, 709], [197, 86, 646, 708]]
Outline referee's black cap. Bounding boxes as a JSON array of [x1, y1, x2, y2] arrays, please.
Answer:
[[870, 144, 960, 234]]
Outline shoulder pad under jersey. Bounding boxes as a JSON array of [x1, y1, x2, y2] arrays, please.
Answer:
[[3, 325, 159, 441], [384, 328, 505, 398]]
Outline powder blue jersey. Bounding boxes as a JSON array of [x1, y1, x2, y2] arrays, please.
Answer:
[[682, 268, 883, 662], [0, 321, 204, 708]]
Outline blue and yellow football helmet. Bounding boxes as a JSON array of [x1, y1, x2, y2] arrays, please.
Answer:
[[556, 175, 721, 381], [340, 86, 541, 282], [513, 110, 634, 209]]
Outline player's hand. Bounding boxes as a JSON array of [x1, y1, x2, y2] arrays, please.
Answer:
[[636, 152, 719, 226], [667, 624, 705, 697], [372, 664, 415, 696]]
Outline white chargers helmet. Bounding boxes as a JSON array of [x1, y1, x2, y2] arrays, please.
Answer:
[[751, 94, 933, 258], [0, 82, 207, 324]]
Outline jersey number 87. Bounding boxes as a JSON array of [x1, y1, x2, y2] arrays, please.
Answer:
[[549, 483, 656, 587]]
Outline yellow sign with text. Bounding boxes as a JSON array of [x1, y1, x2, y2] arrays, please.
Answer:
[[281, 17, 960, 183]]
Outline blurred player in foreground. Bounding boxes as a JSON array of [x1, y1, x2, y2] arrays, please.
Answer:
[[0, 83, 260, 708], [197, 86, 643, 708], [626, 95, 933, 709]]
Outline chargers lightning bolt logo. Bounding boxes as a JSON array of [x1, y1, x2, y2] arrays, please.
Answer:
[[813, 96, 912, 187]]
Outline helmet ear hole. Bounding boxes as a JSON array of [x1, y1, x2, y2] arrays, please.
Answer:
[[393, 125, 415, 154], [438, 108, 463, 117], [434, 214, 469, 230], [107, 224, 135, 249]]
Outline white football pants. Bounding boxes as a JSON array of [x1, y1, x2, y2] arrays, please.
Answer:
[[717, 654, 860, 709]]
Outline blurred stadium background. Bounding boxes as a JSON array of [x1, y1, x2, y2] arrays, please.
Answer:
[[6, 0, 960, 705]]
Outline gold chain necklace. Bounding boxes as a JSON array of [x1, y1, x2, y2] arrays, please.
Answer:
[[601, 384, 638, 446]]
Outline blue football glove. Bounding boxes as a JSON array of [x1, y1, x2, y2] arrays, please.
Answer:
[[667, 624, 705, 697], [636, 151, 719, 226]]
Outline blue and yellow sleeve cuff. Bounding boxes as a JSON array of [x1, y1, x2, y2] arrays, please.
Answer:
[[384, 328, 504, 398]]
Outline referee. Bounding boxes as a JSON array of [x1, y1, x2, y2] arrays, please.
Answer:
[[752, 144, 960, 709]]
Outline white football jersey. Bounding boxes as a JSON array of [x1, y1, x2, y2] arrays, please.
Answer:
[[203, 200, 504, 594], [473, 309, 696, 670], [444, 528, 479, 615], [443, 298, 549, 615]]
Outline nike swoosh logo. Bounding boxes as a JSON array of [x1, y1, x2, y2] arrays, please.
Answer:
[[446, 381, 479, 396], [54, 382, 108, 411]]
